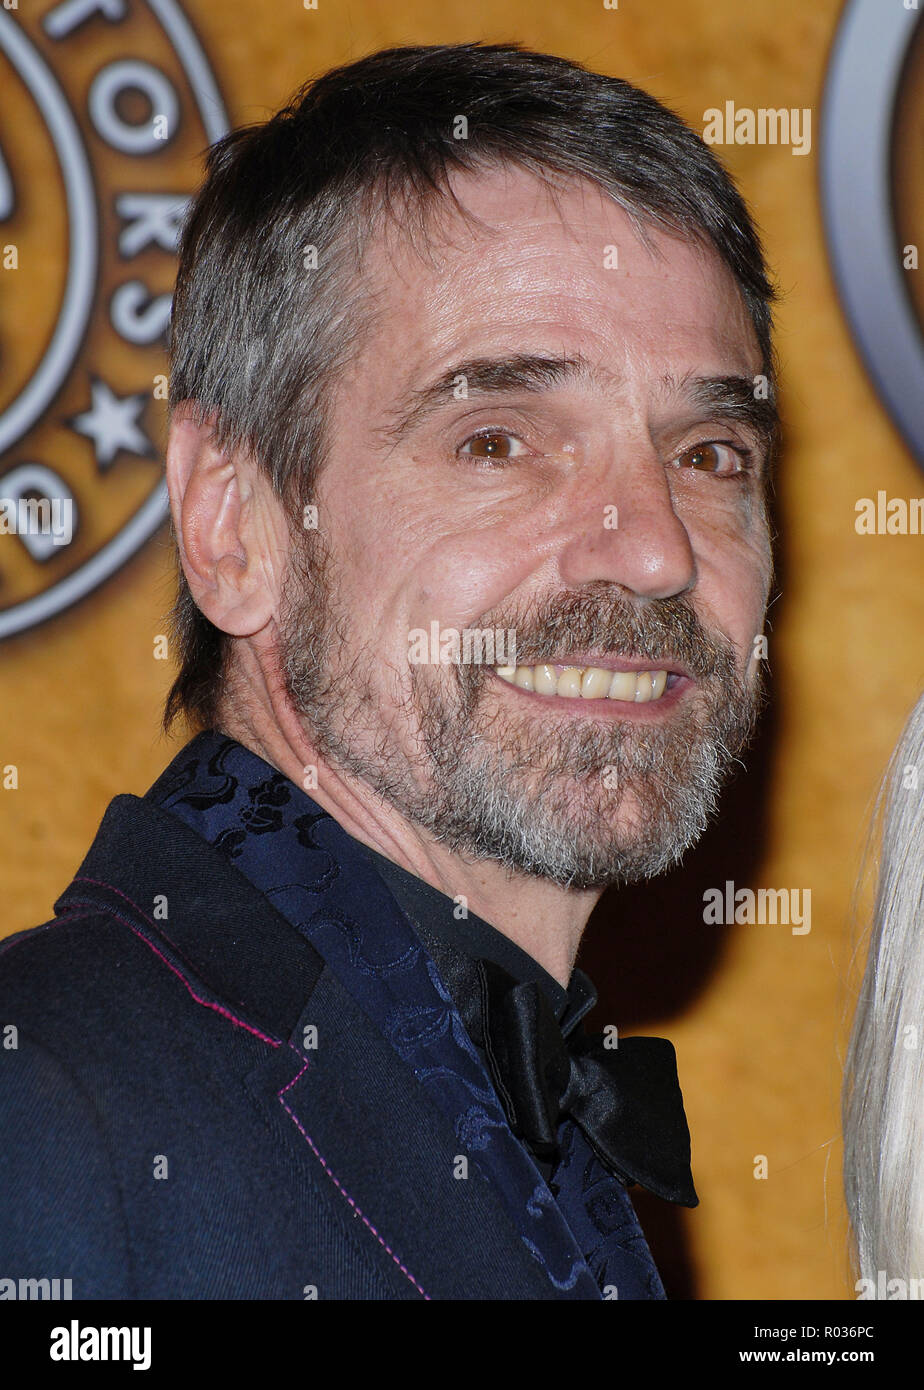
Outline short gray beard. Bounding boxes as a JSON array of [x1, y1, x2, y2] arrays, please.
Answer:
[[279, 527, 765, 890]]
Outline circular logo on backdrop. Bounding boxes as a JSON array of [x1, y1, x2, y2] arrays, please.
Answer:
[[820, 1, 924, 468], [0, 0, 227, 639]]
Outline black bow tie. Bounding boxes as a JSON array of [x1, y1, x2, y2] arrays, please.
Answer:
[[465, 959, 698, 1207]]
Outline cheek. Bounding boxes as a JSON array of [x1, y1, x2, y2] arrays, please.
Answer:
[[689, 520, 772, 653], [400, 526, 541, 629]]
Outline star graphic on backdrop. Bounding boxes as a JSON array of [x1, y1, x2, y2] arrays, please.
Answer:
[[67, 377, 155, 471]]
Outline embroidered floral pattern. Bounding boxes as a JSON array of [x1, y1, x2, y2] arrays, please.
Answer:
[[148, 730, 665, 1299]]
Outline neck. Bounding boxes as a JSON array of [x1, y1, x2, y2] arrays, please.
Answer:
[[213, 686, 600, 989]]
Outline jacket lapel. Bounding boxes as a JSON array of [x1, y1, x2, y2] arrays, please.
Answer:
[[261, 800, 601, 1298], [54, 792, 598, 1299], [246, 964, 571, 1298]]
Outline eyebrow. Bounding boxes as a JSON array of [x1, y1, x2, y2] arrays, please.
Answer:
[[672, 370, 780, 460], [380, 353, 589, 444], [379, 351, 780, 459]]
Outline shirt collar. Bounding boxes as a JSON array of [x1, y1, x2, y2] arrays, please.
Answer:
[[354, 838, 598, 1037]]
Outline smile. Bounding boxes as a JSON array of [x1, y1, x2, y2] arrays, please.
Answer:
[[493, 663, 681, 703]]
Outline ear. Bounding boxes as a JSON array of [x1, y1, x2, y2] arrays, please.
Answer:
[[165, 405, 289, 638]]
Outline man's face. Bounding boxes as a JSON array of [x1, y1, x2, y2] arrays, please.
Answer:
[[278, 166, 773, 889]]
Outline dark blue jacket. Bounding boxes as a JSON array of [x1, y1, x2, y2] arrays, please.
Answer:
[[0, 772, 667, 1300]]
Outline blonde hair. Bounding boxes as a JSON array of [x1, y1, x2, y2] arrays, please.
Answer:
[[843, 690, 924, 1282]]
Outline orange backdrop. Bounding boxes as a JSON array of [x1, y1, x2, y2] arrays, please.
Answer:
[[2, 0, 922, 1301]]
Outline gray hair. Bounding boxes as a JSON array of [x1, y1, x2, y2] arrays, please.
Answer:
[[843, 689, 924, 1284], [163, 42, 779, 733]]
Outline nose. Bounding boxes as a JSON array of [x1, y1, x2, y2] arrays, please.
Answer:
[[555, 450, 696, 600]]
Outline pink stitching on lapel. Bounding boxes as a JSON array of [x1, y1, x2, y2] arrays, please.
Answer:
[[278, 1047, 431, 1300], [59, 889, 283, 1049], [0, 910, 98, 956], [55, 882, 430, 1296]]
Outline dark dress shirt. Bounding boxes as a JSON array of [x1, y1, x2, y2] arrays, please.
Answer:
[[358, 841, 598, 1186]]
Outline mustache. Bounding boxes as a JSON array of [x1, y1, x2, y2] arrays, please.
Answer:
[[471, 590, 738, 682]]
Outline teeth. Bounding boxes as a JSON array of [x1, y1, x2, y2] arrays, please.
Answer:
[[556, 667, 583, 698], [607, 670, 637, 701], [580, 667, 611, 699], [533, 664, 558, 695], [494, 664, 672, 702], [635, 672, 653, 703]]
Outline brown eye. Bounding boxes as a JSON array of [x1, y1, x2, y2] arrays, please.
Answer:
[[459, 432, 524, 460], [676, 442, 741, 474]]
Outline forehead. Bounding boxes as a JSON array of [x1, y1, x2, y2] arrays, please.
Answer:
[[354, 164, 762, 398]]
